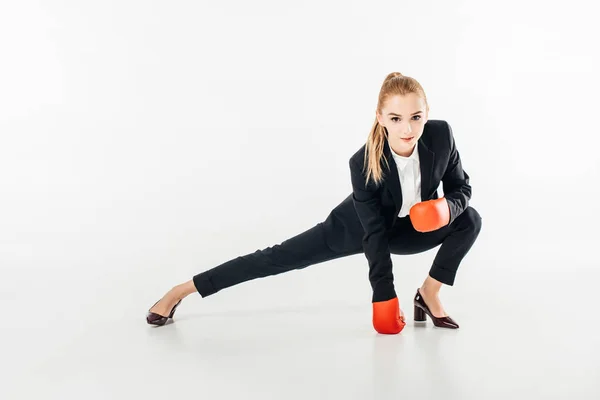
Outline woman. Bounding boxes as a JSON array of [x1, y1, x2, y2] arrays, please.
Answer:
[[146, 72, 482, 334]]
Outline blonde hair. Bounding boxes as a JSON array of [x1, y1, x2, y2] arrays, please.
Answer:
[[363, 72, 429, 187]]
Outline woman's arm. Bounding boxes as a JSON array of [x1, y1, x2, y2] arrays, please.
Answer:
[[408, 122, 472, 232], [350, 156, 405, 334], [442, 121, 472, 225], [349, 157, 396, 303]]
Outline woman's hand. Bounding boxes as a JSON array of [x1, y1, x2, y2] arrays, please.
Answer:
[[409, 198, 450, 232], [372, 296, 406, 334]]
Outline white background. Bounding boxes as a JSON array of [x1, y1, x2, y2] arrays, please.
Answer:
[[1, 1, 599, 399]]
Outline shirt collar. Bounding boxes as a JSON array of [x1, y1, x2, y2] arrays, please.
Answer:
[[390, 142, 419, 164]]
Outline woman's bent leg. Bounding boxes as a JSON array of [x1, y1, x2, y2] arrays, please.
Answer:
[[193, 221, 363, 297], [387, 206, 482, 322], [388, 206, 482, 286]]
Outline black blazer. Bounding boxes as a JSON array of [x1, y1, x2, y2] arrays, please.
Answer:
[[348, 119, 472, 302]]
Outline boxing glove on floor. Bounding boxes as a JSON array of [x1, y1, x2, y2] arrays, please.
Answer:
[[372, 296, 406, 334], [409, 197, 450, 232]]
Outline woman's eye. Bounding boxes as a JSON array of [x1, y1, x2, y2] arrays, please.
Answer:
[[391, 116, 421, 122]]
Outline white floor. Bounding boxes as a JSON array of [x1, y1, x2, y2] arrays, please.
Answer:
[[3, 247, 599, 400]]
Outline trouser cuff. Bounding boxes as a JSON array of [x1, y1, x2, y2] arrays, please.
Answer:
[[429, 263, 456, 286], [192, 273, 216, 297]]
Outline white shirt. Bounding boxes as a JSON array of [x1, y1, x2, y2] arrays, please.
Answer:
[[390, 143, 422, 218]]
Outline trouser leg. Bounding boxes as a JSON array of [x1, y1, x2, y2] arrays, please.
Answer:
[[388, 206, 482, 286], [192, 221, 363, 297]]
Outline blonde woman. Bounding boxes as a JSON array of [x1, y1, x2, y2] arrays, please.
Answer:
[[147, 72, 482, 334]]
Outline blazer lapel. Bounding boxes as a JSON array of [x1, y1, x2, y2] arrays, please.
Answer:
[[418, 139, 435, 201], [383, 140, 403, 214], [384, 138, 435, 219]]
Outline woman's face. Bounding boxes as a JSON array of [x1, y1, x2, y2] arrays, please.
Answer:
[[376, 93, 428, 156]]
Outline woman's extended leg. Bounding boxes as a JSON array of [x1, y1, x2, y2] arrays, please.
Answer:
[[148, 218, 363, 318], [192, 221, 363, 297], [387, 206, 482, 317]]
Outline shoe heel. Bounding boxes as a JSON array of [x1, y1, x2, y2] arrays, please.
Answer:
[[414, 304, 426, 322]]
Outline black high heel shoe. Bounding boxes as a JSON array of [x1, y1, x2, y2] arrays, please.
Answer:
[[146, 298, 182, 326], [414, 288, 459, 329]]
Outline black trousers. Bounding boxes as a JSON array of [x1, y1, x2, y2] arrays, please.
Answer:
[[193, 205, 482, 298]]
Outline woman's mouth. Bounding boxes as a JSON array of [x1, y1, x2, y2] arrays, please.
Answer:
[[401, 137, 414, 142]]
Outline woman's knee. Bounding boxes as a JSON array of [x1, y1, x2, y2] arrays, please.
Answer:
[[461, 206, 482, 233]]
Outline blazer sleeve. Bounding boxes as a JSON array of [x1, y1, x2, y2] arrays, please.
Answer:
[[349, 157, 397, 303], [442, 121, 472, 225]]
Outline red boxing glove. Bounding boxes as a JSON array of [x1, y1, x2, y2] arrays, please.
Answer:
[[409, 197, 450, 232], [372, 297, 406, 334]]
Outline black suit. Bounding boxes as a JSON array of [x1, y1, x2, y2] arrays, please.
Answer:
[[192, 120, 482, 302]]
